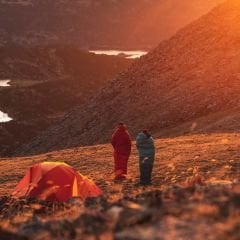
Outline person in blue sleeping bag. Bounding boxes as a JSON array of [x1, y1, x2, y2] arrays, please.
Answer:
[[136, 129, 155, 185]]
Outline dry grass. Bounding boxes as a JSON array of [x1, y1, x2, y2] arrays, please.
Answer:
[[1, 133, 239, 196], [0, 133, 240, 239]]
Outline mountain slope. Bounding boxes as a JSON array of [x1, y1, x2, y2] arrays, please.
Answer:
[[17, 0, 240, 155], [0, 0, 224, 49], [0, 45, 132, 156]]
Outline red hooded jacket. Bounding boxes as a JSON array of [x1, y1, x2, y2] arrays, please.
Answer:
[[111, 125, 131, 155]]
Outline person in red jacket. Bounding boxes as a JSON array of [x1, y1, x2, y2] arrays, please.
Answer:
[[111, 123, 132, 180]]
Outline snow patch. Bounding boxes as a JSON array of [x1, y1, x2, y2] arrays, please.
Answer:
[[0, 80, 11, 87], [0, 111, 12, 123]]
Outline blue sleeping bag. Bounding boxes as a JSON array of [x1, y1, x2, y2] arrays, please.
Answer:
[[136, 132, 155, 185]]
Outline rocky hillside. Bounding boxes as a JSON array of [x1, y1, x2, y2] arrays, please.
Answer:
[[0, 0, 223, 49], [0, 45, 132, 81], [16, 0, 240, 156], [0, 45, 132, 156]]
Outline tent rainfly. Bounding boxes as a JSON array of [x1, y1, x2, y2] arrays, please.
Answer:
[[12, 162, 102, 202]]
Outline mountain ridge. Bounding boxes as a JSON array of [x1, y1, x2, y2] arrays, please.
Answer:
[[0, 0, 224, 49]]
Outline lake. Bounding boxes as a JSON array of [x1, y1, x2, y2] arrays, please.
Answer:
[[89, 50, 147, 59], [0, 80, 12, 122], [0, 111, 12, 123], [0, 80, 11, 87]]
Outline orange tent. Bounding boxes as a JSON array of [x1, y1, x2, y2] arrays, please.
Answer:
[[12, 162, 102, 202]]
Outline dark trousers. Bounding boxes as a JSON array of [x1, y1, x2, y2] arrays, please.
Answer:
[[139, 158, 154, 185]]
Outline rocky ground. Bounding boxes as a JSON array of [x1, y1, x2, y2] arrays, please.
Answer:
[[0, 133, 240, 239]]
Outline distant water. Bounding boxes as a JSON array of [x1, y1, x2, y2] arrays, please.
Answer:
[[0, 80, 12, 122], [90, 50, 147, 59], [0, 111, 12, 123], [0, 80, 11, 87]]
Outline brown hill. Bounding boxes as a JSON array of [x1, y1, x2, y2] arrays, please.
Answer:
[[0, 45, 132, 156], [1, 133, 240, 239], [0, 0, 223, 49], [16, 0, 240, 156]]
